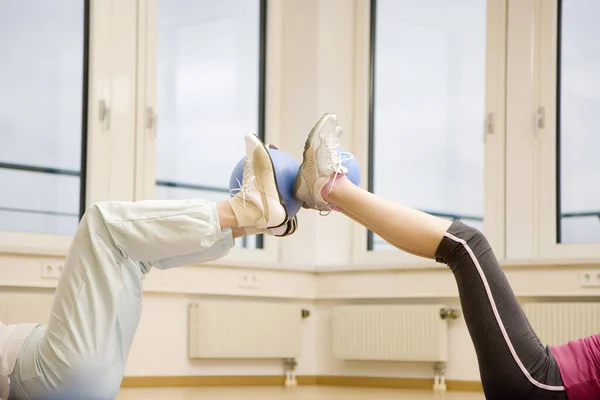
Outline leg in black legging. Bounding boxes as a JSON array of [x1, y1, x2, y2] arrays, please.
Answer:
[[435, 222, 566, 399], [327, 178, 567, 399]]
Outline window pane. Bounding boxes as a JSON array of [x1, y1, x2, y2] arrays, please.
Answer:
[[156, 0, 264, 249], [369, 0, 487, 251], [558, 0, 600, 243], [0, 170, 80, 235], [0, 0, 86, 235]]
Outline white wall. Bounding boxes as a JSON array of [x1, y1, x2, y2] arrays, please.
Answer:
[[0, 289, 319, 378], [2, 253, 597, 383], [0, 255, 319, 378], [314, 263, 600, 381]]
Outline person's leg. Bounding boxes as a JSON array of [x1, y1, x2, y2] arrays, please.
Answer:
[[337, 203, 438, 259], [293, 113, 450, 258], [9, 134, 288, 400], [295, 114, 567, 400], [335, 186, 566, 399], [10, 199, 241, 400]]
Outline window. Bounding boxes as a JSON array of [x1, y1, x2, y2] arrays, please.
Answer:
[[155, 0, 266, 248], [368, 0, 488, 251], [556, 0, 600, 244], [0, 0, 88, 236]]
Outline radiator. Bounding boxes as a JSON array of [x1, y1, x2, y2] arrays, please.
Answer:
[[332, 305, 449, 362], [523, 303, 600, 346], [188, 301, 303, 359]]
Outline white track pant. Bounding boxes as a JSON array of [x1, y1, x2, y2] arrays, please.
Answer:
[[8, 200, 234, 400]]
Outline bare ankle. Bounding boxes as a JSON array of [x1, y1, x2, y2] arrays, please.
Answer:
[[217, 201, 239, 228], [231, 227, 246, 238], [327, 174, 351, 203], [322, 174, 349, 202]]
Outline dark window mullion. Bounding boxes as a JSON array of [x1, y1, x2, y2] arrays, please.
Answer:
[[79, 0, 91, 220]]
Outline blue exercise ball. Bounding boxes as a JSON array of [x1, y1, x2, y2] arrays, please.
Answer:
[[338, 148, 360, 186], [229, 147, 303, 218]]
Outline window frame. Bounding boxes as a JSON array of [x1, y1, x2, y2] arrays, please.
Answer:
[[136, 0, 281, 267], [0, 0, 91, 256], [536, 0, 600, 259], [351, 0, 507, 269]]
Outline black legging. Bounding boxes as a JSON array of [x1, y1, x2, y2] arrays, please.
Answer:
[[435, 222, 568, 400]]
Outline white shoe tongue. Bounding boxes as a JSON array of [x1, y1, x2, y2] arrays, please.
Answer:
[[331, 125, 344, 147]]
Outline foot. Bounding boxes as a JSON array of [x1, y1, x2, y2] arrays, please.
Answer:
[[249, 143, 298, 237], [228, 134, 288, 229], [245, 215, 298, 237], [245, 144, 298, 237], [293, 113, 347, 213]]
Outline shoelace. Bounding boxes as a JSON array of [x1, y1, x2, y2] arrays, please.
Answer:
[[326, 125, 352, 196], [317, 153, 353, 217], [229, 161, 255, 207], [318, 130, 354, 216], [325, 126, 347, 185]]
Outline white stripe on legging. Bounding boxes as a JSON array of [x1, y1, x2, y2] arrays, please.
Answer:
[[444, 232, 565, 392]]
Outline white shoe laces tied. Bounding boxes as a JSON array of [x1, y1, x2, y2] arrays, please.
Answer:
[[326, 126, 351, 192], [229, 160, 255, 207], [319, 126, 353, 216]]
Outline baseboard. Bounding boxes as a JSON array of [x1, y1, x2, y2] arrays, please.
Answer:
[[121, 375, 317, 388], [316, 376, 483, 392], [121, 375, 482, 392], [445, 379, 484, 392], [316, 376, 433, 389]]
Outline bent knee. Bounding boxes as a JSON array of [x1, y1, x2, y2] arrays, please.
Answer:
[[55, 359, 122, 399], [436, 221, 492, 267], [80, 202, 109, 224], [447, 222, 487, 244], [76, 204, 107, 235]]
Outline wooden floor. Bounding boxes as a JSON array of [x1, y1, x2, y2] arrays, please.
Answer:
[[116, 386, 485, 399]]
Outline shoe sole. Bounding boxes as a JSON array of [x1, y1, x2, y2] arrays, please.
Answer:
[[274, 216, 297, 237], [252, 136, 289, 229], [293, 113, 335, 209], [266, 144, 297, 236]]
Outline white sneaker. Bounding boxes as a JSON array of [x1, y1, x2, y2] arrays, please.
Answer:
[[229, 134, 287, 229], [247, 143, 298, 237], [293, 113, 347, 213]]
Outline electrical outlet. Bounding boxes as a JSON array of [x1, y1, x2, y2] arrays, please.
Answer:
[[579, 271, 600, 288], [239, 274, 259, 289], [41, 262, 63, 279]]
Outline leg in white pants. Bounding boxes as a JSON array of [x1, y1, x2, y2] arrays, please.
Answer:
[[9, 199, 234, 400]]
